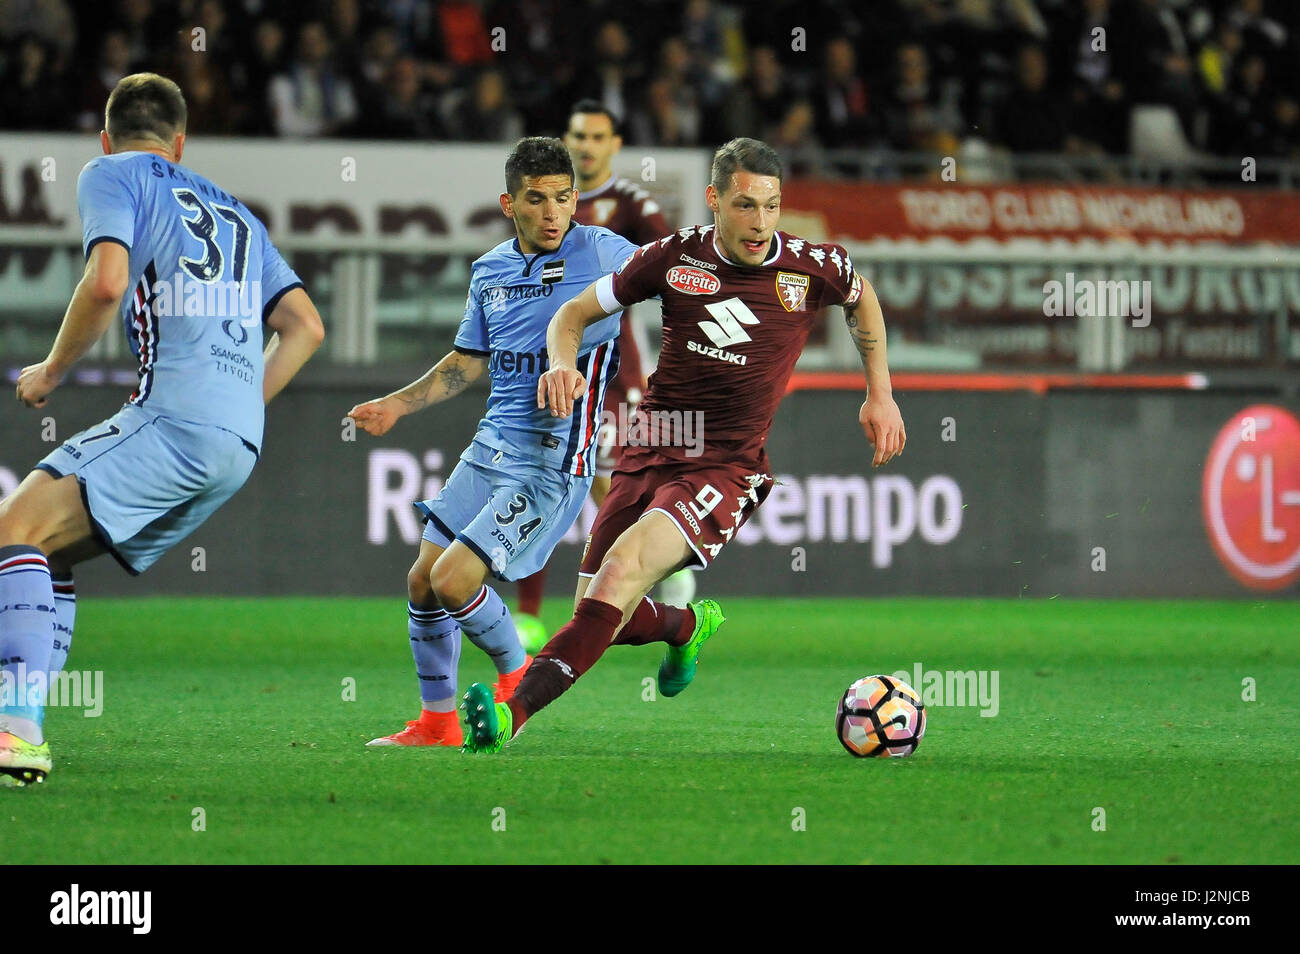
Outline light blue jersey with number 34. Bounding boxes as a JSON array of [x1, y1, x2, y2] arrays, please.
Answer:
[[76, 151, 303, 452]]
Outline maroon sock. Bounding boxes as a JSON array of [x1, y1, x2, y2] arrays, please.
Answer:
[[612, 597, 696, 647], [508, 597, 624, 729], [517, 568, 546, 616]]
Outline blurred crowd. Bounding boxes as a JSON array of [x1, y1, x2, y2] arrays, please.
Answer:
[[2, 0, 1298, 165]]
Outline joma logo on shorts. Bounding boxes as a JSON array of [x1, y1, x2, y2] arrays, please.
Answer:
[[490, 529, 516, 555]]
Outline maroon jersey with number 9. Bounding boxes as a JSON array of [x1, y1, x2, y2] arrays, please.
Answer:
[[598, 225, 863, 471]]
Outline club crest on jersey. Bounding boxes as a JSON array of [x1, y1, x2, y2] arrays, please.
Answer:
[[540, 259, 565, 284], [776, 272, 810, 312], [666, 266, 721, 296]]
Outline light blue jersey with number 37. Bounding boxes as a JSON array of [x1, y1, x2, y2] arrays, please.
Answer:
[[76, 151, 303, 452]]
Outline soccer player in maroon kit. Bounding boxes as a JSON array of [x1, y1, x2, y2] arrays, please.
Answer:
[[512, 101, 672, 639], [462, 138, 905, 752]]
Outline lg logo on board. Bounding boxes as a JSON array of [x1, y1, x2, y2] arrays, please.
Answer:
[[1202, 405, 1300, 590]]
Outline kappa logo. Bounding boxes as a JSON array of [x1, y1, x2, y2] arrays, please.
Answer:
[[677, 253, 717, 271], [666, 266, 721, 296], [698, 297, 760, 348], [545, 657, 576, 680], [776, 272, 809, 312]]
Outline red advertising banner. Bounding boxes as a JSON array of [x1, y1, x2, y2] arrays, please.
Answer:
[[781, 181, 1300, 368], [782, 182, 1300, 244]]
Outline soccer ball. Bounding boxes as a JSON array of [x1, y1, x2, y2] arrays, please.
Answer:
[[654, 567, 697, 608], [836, 675, 926, 758], [514, 613, 549, 655]]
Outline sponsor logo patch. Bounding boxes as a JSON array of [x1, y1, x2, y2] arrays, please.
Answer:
[[666, 266, 721, 296]]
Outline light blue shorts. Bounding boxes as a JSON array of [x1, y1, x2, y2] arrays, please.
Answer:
[[416, 440, 591, 582], [36, 404, 257, 575]]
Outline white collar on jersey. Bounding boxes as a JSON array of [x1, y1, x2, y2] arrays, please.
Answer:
[[580, 174, 618, 199], [712, 229, 783, 267]]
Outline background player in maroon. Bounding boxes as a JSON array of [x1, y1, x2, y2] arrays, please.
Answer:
[[565, 100, 669, 498], [512, 101, 676, 637], [462, 138, 905, 752]]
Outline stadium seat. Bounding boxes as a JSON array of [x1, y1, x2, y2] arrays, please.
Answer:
[[1129, 105, 1198, 166]]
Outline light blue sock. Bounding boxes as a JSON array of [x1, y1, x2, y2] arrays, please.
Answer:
[[0, 545, 56, 738], [50, 573, 75, 676], [408, 602, 461, 711], [449, 585, 526, 674]]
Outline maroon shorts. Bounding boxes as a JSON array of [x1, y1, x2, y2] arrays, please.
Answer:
[[580, 457, 775, 573]]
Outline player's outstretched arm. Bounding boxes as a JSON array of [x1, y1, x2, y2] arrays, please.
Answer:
[[16, 241, 128, 408], [263, 287, 325, 404], [538, 281, 615, 418], [844, 277, 906, 467], [347, 349, 487, 436]]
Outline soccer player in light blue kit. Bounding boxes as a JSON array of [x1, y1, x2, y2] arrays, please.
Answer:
[[348, 138, 636, 747], [0, 74, 324, 786]]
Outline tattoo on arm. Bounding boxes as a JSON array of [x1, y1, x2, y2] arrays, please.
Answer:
[[393, 380, 431, 413], [437, 363, 470, 396], [392, 357, 471, 413], [844, 307, 877, 362]]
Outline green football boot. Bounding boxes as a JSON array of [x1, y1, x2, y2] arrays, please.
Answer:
[[657, 599, 726, 698], [0, 731, 51, 788], [460, 682, 513, 754]]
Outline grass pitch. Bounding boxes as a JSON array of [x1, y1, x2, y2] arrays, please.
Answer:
[[10, 597, 1297, 864]]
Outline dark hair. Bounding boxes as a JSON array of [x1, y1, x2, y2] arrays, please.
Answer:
[[106, 73, 187, 143], [568, 99, 621, 135], [504, 137, 575, 196], [710, 137, 782, 193]]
